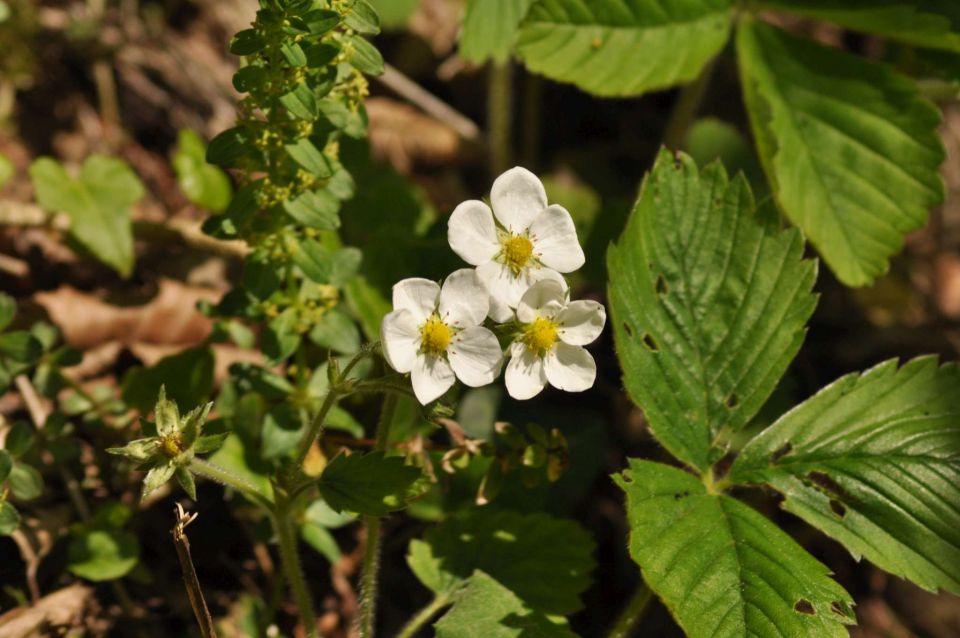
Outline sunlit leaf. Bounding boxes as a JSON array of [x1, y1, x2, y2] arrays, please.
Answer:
[[172, 129, 233, 213], [607, 149, 816, 470], [737, 20, 944, 286], [731, 356, 960, 594], [67, 529, 140, 581], [517, 0, 733, 97], [615, 460, 855, 637], [407, 509, 595, 615], [434, 571, 577, 638], [460, 0, 532, 64], [30, 155, 144, 277]]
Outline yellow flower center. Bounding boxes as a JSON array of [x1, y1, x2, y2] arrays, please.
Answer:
[[160, 433, 184, 459], [501, 234, 534, 273], [523, 317, 559, 355], [420, 315, 452, 355]]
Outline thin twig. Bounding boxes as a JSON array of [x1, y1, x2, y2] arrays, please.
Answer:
[[377, 64, 481, 142], [172, 504, 218, 638]]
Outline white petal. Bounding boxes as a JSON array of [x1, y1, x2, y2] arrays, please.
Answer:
[[438, 268, 489, 327], [529, 205, 585, 273], [476, 261, 531, 312], [448, 327, 503, 387], [490, 167, 547, 232], [505, 343, 548, 400], [392, 278, 440, 323], [380, 309, 420, 373], [544, 343, 596, 393], [517, 278, 567, 324], [448, 200, 499, 266], [557, 300, 606, 346], [487, 294, 515, 323], [411, 354, 456, 404]]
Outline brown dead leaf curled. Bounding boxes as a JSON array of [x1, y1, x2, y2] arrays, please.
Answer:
[[408, 0, 463, 56], [35, 279, 218, 349], [0, 583, 102, 638], [366, 97, 465, 173]]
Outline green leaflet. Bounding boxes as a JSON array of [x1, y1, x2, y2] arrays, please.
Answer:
[[434, 571, 577, 638], [172, 129, 233, 213], [460, 0, 533, 64], [407, 509, 595, 616], [516, 0, 733, 97], [30, 155, 144, 277], [67, 529, 140, 581], [730, 356, 960, 594], [760, 0, 960, 52], [318, 451, 424, 516], [614, 460, 855, 637], [607, 149, 816, 470], [737, 20, 944, 287]]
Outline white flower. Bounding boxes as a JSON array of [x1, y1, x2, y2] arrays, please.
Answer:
[[381, 269, 504, 404], [447, 167, 585, 322], [505, 279, 605, 400]]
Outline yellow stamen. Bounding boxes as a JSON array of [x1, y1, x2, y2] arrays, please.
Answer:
[[160, 433, 184, 459], [523, 317, 559, 355], [420, 315, 452, 355], [501, 235, 534, 274]]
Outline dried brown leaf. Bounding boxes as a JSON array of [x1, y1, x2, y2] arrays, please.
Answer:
[[35, 279, 218, 349], [366, 97, 465, 173]]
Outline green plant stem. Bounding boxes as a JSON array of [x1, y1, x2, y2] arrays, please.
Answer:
[[395, 593, 452, 638], [189, 457, 273, 509], [662, 59, 717, 150], [292, 344, 378, 469], [607, 581, 653, 638], [274, 504, 319, 638], [293, 385, 341, 469], [358, 393, 399, 637], [488, 60, 514, 176]]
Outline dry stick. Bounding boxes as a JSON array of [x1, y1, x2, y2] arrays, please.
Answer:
[[376, 64, 482, 142], [172, 504, 218, 638]]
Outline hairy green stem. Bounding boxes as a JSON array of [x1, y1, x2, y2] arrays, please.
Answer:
[[358, 393, 399, 637], [189, 457, 272, 509], [293, 386, 341, 469], [274, 503, 320, 638], [292, 344, 379, 470], [662, 59, 716, 151], [395, 593, 452, 638], [488, 60, 514, 175], [606, 581, 653, 638]]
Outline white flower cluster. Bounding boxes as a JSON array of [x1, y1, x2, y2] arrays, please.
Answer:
[[380, 168, 606, 405]]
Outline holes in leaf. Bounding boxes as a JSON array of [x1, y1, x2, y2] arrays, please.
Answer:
[[641, 333, 659, 352], [673, 490, 691, 500], [655, 274, 669, 296], [794, 599, 815, 615], [770, 442, 793, 464], [724, 393, 739, 409], [623, 322, 634, 338], [829, 499, 846, 519], [830, 601, 853, 619], [806, 471, 847, 498]]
